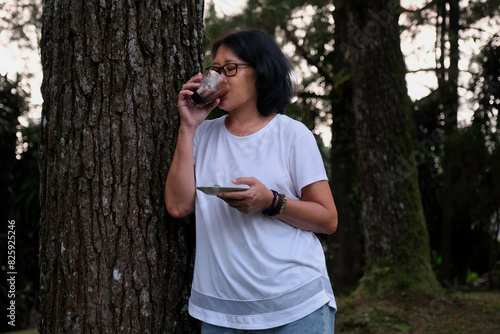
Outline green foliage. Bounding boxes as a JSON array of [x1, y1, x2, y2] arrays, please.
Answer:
[[0, 74, 29, 217], [429, 35, 500, 285], [467, 269, 480, 282], [433, 125, 498, 283], [470, 34, 500, 137], [0, 0, 42, 50], [407, 2, 500, 287], [0, 74, 40, 331], [462, 0, 500, 25]]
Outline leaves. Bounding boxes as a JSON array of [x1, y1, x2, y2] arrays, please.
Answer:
[[0, 0, 42, 50]]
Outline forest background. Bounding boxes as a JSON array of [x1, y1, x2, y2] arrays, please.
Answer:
[[1, 0, 499, 333]]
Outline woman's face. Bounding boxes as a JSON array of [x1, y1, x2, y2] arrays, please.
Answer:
[[212, 45, 258, 113]]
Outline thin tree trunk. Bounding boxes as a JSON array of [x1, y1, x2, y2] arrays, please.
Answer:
[[439, 0, 460, 283], [346, 0, 441, 296], [328, 0, 363, 294], [39, 1, 204, 333], [446, 0, 460, 131], [489, 212, 500, 289]]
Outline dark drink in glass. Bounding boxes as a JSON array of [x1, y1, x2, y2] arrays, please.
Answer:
[[191, 70, 224, 106]]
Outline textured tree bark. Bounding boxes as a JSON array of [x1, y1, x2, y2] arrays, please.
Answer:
[[346, 0, 441, 296], [39, 1, 204, 333]]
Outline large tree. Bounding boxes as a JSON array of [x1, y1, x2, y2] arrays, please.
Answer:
[[345, 0, 441, 296], [39, 1, 204, 332]]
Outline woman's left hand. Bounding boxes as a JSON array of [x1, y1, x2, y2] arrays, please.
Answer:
[[217, 177, 274, 214]]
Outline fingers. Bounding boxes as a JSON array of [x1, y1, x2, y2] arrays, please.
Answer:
[[231, 177, 257, 187], [218, 177, 257, 200], [206, 97, 221, 109], [179, 73, 202, 99], [188, 72, 203, 84], [217, 177, 271, 214], [185, 73, 203, 89], [178, 73, 221, 112], [218, 196, 252, 214], [217, 190, 248, 200]]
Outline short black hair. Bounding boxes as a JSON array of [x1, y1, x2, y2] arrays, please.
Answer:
[[211, 29, 295, 116]]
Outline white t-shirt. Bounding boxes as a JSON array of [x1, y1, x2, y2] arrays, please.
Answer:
[[189, 114, 336, 330]]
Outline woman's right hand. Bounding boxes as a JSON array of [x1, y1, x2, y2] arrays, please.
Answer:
[[177, 73, 220, 128]]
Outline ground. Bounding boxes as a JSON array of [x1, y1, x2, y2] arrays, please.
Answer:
[[335, 291, 500, 333], [5, 291, 500, 333]]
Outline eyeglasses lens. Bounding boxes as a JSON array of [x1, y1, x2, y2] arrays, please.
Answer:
[[224, 65, 237, 76]]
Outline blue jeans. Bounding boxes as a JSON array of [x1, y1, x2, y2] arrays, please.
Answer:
[[200, 303, 335, 334]]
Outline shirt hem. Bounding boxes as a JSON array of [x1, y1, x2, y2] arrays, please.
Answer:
[[189, 291, 332, 330]]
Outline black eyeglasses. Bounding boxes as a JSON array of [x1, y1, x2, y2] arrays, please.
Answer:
[[205, 63, 252, 77]]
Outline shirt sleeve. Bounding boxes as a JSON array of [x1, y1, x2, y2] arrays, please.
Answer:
[[289, 127, 328, 198]]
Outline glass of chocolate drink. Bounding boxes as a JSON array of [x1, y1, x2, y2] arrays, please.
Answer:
[[191, 70, 225, 106]]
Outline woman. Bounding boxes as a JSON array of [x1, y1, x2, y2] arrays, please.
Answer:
[[165, 29, 338, 333]]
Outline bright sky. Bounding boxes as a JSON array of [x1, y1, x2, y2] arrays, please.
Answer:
[[0, 34, 42, 124], [211, 0, 247, 15]]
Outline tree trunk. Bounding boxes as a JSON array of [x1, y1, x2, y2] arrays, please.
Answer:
[[346, 0, 441, 296], [438, 0, 460, 283], [435, 0, 459, 133], [39, 1, 204, 333], [328, 0, 364, 294]]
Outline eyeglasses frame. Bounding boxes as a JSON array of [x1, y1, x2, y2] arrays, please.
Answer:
[[205, 63, 252, 77]]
